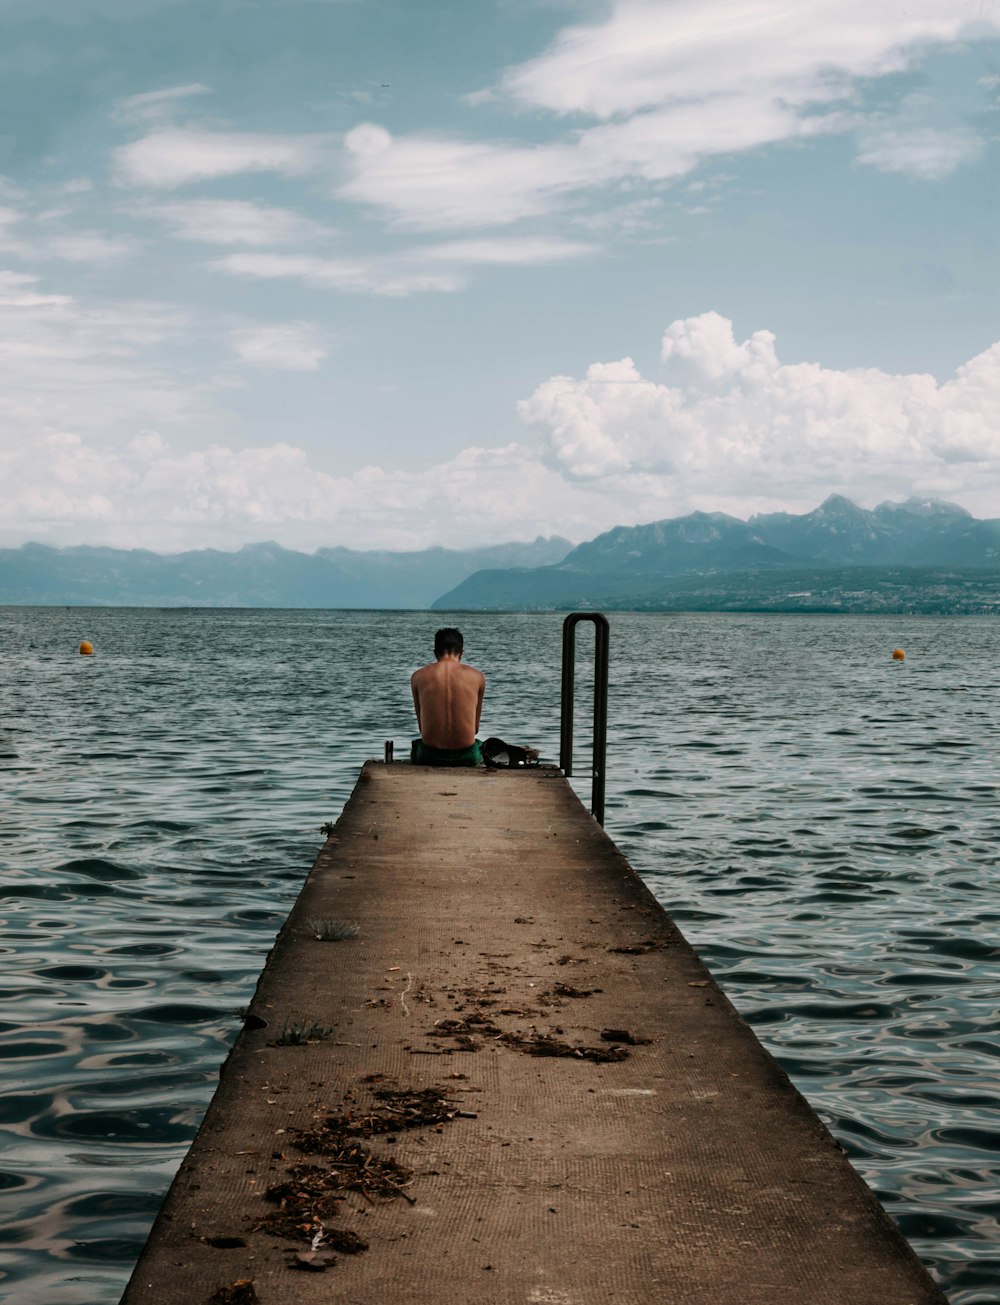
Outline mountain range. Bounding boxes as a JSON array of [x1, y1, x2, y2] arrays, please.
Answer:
[[0, 537, 571, 609], [3, 497, 999, 613], [433, 496, 1000, 614]]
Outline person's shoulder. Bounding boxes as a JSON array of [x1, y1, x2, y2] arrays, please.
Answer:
[[464, 662, 485, 682]]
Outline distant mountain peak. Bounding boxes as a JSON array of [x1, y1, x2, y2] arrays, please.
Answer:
[[686, 509, 741, 523], [815, 493, 867, 516], [238, 540, 285, 553], [875, 496, 971, 519]]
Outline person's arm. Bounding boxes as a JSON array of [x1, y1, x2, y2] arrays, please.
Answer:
[[475, 673, 485, 733], [411, 673, 422, 731]]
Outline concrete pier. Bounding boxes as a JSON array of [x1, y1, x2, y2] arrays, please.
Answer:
[[121, 763, 946, 1304]]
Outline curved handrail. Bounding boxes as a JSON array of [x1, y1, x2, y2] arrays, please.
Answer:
[[559, 612, 610, 825]]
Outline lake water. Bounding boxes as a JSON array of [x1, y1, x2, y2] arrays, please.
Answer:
[[1, 607, 997, 1304]]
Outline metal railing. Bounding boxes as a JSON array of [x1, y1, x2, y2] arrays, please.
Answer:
[[559, 612, 610, 825]]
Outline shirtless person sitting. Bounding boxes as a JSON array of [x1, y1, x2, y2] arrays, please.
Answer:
[[410, 628, 485, 767]]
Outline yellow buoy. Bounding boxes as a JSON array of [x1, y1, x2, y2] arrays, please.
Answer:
[[891, 648, 905, 661], [79, 640, 94, 656]]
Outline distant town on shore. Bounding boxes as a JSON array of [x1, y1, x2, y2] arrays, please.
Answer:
[[3, 496, 999, 614]]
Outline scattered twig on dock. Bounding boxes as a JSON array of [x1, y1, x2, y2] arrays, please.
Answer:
[[608, 939, 662, 954], [209, 1281, 258, 1305], [552, 983, 603, 998], [499, 1031, 629, 1063], [600, 1028, 652, 1046]]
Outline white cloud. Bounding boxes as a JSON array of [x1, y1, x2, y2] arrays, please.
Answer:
[[234, 322, 327, 371], [0, 430, 607, 552], [45, 230, 140, 263], [855, 88, 990, 178], [343, 122, 393, 156], [0, 269, 624, 549], [5, 310, 1000, 552], [136, 198, 335, 246], [518, 311, 1000, 517], [341, 2, 1000, 230], [421, 236, 597, 264], [340, 127, 587, 229], [498, 2, 976, 119], [856, 125, 985, 179], [0, 201, 139, 264], [114, 128, 329, 189], [0, 206, 22, 253], [2, 265, 998, 550], [213, 235, 595, 295], [571, 197, 666, 236], [214, 251, 463, 296], [333, 102, 811, 230], [116, 83, 211, 122], [0, 269, 216, 441]]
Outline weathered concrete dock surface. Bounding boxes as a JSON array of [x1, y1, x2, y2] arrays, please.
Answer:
[[122, 763, 946, 1305]]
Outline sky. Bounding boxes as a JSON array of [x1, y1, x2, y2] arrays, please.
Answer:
[[1, 0, 999, 553]]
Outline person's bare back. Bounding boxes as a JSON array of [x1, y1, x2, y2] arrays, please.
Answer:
[[411, 628, 485, 752]]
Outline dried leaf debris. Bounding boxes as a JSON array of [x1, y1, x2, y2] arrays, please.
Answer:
[[208, 1281, 258, 1305], [498, 1031, 628, 1063], [252, 1085, 466, 1271]]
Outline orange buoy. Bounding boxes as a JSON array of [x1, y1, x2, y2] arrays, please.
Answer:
[[79, 640, 94, 656], [891, 648, 905, 661]]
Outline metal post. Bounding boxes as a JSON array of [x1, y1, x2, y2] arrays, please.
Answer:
[[559, 613, 610, 825], [592, 617, 609, 825], [559, 619, 577, 776]]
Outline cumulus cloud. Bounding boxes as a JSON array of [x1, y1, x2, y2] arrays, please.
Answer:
[[114, 128, 330, 189], [233, 322, 327, 371], [0, 430, 611, 552], [0, 266, 612, 550], [518, 311, 1000, 517], [341, 2, 1000, 230], [3, 273, 998, 550]]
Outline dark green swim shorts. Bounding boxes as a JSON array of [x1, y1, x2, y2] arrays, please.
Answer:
[[410, 738, 483, 767]]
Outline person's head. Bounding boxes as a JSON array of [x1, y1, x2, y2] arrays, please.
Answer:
[[434, 627, 464, 659]]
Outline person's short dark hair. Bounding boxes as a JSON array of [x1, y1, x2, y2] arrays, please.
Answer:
[[434, 627, 464, 657]]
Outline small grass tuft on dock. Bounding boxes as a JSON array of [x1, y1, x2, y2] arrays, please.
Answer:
[[305, 918, 360, 941], [273, 1020, 334, 1046]]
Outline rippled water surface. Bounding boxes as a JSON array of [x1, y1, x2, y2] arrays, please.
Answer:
[[1, 608, 997, 1304]]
